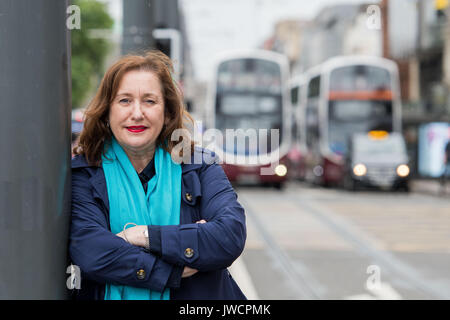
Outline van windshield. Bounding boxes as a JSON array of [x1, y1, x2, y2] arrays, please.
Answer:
[[353, 135, 406, 156]]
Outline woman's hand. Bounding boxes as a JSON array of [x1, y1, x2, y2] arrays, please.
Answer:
[[182, 266, 198, 278], [117, 220, 206, 278], [116, 220, 206, 247], [116, 225, 148, 248]]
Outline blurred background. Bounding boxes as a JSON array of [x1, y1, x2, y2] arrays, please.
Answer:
[[1, 0, 450, 299], [71, 0, 450, 183]]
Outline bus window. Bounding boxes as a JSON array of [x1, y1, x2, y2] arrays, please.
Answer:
[[330, 100, 392, 120], [306, 77, 320, 150], [306, 101, 319, 150], [291, 86, 299, 106], [308, 76, 321, 98], [217, 59, 282, 94], [329, 65, 391, 91]]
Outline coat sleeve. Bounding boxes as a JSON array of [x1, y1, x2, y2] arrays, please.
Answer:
[[159, 160, 247, 272], [69, 167, 177, 292]]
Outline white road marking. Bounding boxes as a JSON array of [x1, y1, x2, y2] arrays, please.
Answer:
[[229, 256, 260, 300]]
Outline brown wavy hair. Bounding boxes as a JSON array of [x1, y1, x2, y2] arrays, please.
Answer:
[[73, 50, 195, 166]]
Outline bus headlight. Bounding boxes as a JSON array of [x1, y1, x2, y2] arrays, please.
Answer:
[[274, 164, 287, 177], [396, 164, 410, 177], [353, 164, 367, 176]]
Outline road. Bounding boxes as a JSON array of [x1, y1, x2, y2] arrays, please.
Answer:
[[228, 182, 450, 300]]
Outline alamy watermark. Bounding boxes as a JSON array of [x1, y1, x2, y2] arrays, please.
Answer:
[[363, 265, 402, 299], [66, 5, 81, 30], [366, 264, 381, 291], [170, 121, 282, 175], [366, 4, 381, 30], [66, 264, 81, 290]]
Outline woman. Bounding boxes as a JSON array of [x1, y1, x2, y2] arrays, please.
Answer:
[[70, 51, 247, 300]]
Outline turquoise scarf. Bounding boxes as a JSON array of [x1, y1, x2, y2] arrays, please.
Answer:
[[101, 137, 182, 300]]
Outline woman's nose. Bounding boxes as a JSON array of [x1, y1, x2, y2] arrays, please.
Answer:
[[131, 101, 144, 120]]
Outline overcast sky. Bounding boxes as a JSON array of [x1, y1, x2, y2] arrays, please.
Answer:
[[179, 0, 378, 81]]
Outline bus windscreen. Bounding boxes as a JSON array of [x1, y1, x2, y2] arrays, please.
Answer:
[[216, 59, 282, 93], [328, 100, 393, 155], [329, 65, 391, 92], [326, 64, 395, 155]]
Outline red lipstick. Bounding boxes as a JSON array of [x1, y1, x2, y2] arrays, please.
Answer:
[[126, 126, 147, 133]]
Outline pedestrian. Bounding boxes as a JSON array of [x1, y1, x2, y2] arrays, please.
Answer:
[[69, 50, 247, 300], [440, 139, 450, 194]]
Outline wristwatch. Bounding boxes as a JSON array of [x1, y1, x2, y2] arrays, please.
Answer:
[[143, 228, 150, 250]]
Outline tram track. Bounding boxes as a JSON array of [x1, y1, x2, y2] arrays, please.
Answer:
[[291, 194, 450, 299], [285, 190, 450, 299], [239, 196, 324, 300], [239, 187, 450, 299]]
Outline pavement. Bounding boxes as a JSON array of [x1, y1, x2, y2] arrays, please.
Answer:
[[410, 178, 450, 197]]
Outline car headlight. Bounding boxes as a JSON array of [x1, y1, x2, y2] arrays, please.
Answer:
[[353, 164, 367, 176], [274, 164, 287, 177], [396, 164, 410, 177]]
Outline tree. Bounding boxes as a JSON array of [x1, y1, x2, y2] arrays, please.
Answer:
[[71, 0, 114, 109]]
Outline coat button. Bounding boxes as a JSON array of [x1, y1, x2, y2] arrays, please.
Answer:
[[136, 269, 146, 280], [184, 248, 194, 258], [185, 193, 193, 202]]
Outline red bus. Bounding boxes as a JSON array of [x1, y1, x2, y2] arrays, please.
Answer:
[[299, 56, 402, 187], [205, 50, 292, 189]]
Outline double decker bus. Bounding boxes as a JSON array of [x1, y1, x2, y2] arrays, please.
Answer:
[[205, 50, 292, 188], [288, 74, 308, 180], [300, 56, 402, 186]]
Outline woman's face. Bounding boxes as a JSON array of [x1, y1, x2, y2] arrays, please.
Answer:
[[109, 70, 166, 155]]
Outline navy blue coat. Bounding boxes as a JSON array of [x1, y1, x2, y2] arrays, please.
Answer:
[[69, 147, 247, 300]]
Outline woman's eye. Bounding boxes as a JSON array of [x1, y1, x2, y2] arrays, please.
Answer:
[[119, 98, 130, 104], [145, 99, 156, 104]]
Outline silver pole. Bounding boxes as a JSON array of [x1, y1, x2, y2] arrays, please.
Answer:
[[122, 0, 156, 55], [0, 0, 71, 299]]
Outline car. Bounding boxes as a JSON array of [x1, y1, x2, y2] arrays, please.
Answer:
[[71, 109, 85, 157], [343, 131, 410, 191], [71, 109, 85, 138]]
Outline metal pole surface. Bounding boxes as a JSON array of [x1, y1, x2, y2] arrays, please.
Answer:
[[153, 0, 180, 29], [122, 0, 155, 55], [0, 0, 71, 299]]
